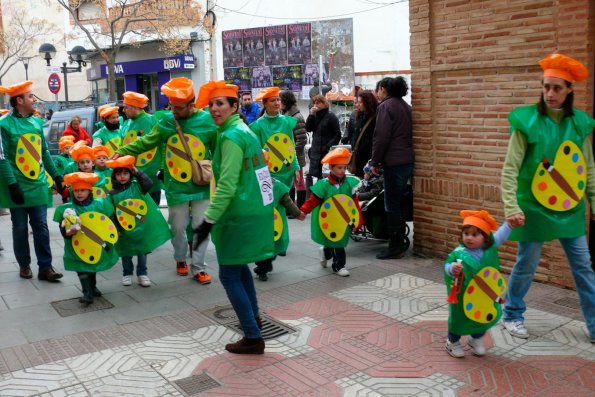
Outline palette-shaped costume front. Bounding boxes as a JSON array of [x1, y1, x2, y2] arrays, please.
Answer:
[[53, 198, 119, 273], [272, 179, 290, 255], [92, 127, 122, 156], [509, 105, 595, 242], [444, 244, 506, 336]]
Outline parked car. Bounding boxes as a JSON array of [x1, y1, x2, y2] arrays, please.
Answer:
[[44, 105, 100, 156]]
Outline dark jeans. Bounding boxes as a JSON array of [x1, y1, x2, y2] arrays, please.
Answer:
[[10, 206, 52, 270], [254, 257, 275, 275], [323, 247, 346, 271], [448, 331, 486, 343], [219, 265, 261, 339], [122, 254, 148, 276], [383, 163, 414, 217], [149, 190, 161, 206]]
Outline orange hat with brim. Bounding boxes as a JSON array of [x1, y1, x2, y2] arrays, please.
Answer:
[[59, 136, 75, 151], [460, 210, 497, 236], [0, 81, 33, 97], [539, 53, 588, 83], [71, 144, 95, 162], [122, 91, 149, 108], [106, 155, 136, 170], [321, 147, 351, 165], [196, 81, 239, 109], [64, 172, 99, 191], [161, 77, 195, 105], [255, 86, 280, 102], [99, 106, 119, 119], [93, 145, 110, 158], [0, 109, 9, 116]]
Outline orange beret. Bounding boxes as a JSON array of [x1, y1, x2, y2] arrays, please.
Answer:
[[161, 77, 195, 105], [70, 144, 95, 162], [460, 210, 498, 236], [122, 91, 149, 108], [321, 147, 351, 166], [64, 172, 99, 191], [105, 155, 136, 170], [0, 109, 9, 116], [255, 87, 280, 102], [196, 81, 239, 109], [99, 106, 119, 119], [59, 136, 75, 151], [93, 146, 110, 158], [539, 53, 588, 83], [0, 81, 33, 97]]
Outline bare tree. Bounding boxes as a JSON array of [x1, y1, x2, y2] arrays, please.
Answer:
[[57, 0, 205, 101]]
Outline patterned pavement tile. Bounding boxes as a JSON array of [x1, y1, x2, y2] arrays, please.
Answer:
[[365, 272, 438, 292], [200, 372, 276, 396], [289, 350, 359, 382], [301, 382, 343, 397], [0, 361, 78, 396], [195, 353, 286, 382], [401, 282, 452, 307], [362, 295, 440, 322], [320, 337, 398, 371], [538, 382, 595, 397], [301, 322, 349, 350], [82, 363, 183, 396], [541, 319, 595, 360], [263, 318, 316, 357], [521, 308, 573, 337], [512, 337, 585, 358], [323, 309, 395, 337], [266, 295, 362, 321], [486, 325, 531, 359], [330, 284, 398, 305], [150, 353, 207, 381], [189, 325, 240, 352], [365, 357, 435, 378], [404, 304, 449, 324], [33, 384, 89, 397], [563, 363, 595, 389], [517, 356, 591, 379], [133, 331, 220, 364], [362, 322, 443, 354], [63, 346, 143, 382]]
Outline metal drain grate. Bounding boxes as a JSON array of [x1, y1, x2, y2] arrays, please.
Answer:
[[230, 314, 297, 340], [173, 372, 220, 396], [202, 305, 239, 325], [51, 296, 114, 317], [553, 297, 580, 309]]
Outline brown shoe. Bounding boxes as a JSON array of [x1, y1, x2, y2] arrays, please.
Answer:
[[225, 337, 265, 354], [38, 267, 63, 282], [19, 266, 32, 279]]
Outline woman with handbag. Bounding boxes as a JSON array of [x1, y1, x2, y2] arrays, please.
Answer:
[[192, 81, 274, 354], [346, 90, 378, 177]]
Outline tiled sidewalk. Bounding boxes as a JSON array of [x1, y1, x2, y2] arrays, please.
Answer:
[[0, 270, 593, 396]]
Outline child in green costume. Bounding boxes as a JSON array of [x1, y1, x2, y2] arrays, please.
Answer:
[[54, 172, 119, 305], [300, 147, 362, 277], [54, 136, 75, 177], [443, 210, 513, 358], [93, 146, 113, 197]]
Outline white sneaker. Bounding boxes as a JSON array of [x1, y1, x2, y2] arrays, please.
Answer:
[[122, 275, 132, 286], [445, 339, 464, 358], [318, 246, 328, 268], [502, 319, 529, 339], [336, 268, 350, 277], [138, 275, 151, 287], [468, 336, 486, 356]]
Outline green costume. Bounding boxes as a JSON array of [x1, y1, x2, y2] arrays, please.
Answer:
[[444, 243, 504, 336], [94, 167, 113, 197], [110, 181, 170, 256], [508, 105, 595, 241], [92, 126, 122, 156], [53, 198, 119, 272], [309, 176, 360, 248], [117, 110, 216, 206], [250, 113, 299, 188], [272, 179, 290, 255], [207, 114, 274, 265], [0, 113, 60, 208], [54, 154, 72, 176], [120, 111, 162, 193]]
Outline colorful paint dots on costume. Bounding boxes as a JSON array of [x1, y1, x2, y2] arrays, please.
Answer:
[[123, 130, 157, 167], [531, 140, 586, 211], [318, 194, 360, 242], [166, 133, 207, 183], [273, 208, 283, 241], [72, 211, 118, 264], [462, 266, 507, 325], [264, 133, 295, 173], [105, 137, 122, 156], [115, 199, 147, 230], [16, 133, 42, 179]]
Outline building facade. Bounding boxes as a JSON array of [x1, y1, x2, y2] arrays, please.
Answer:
[[409, 0, 594, 288]]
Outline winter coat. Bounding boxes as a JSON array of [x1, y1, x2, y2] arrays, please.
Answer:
[[371, 96, 414, 167], [62, 124, 92, 145], [282, 105, 307, 168], [349, 112, 376, 177], [305, 108, 341, 178]]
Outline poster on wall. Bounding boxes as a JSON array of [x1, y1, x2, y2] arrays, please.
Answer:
[[242, 27, 265, 67], [272, 65, 302, 91], [264, 25, 288, 66], [222, 29, 244, 68], [224, 67, 252, 92], [251, 66, 273, 89], [287, 23, 311, 65]]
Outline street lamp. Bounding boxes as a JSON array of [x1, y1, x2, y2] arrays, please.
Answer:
[[18, 56, 34, 80], [38, 43, 88, 106]]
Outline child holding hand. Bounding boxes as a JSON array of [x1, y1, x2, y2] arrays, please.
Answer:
[[444, 210, 514, 358], [93, 146, 112, 198]]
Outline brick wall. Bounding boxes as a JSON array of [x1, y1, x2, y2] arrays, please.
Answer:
[[410, 0, 594, 288]]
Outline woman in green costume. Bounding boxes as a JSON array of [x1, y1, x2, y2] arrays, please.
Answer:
[[54, 172, 118, 305], [92, 106, 122, 156], [192, 81, 274, 355], [249, 86, 299, 189]]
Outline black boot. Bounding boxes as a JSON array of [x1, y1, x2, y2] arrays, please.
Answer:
[[90, 273, 102, 297], [77, 272, 94, 305], [376, 214, 407, 260], [296, 190, 307, 208]]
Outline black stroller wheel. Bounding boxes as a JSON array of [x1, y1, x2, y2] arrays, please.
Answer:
[[403, 236, 410, 251], [405, 223, 411, 237]]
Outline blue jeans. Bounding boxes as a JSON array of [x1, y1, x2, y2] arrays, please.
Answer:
[[503, 238, 595, 338], [10, 206, 52, 270], [448, 331, 485, 343], [323, 247, 346, 271], [383, 163, 414, 217], [219, 265, 261, 339], [122, 255, 147, 276]]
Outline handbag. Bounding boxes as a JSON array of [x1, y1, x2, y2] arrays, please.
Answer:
[[348, 114, 375, 174], [174, 119, 212, 185]]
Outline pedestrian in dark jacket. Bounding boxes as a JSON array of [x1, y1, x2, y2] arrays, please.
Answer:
[[280, 90, 308, 207], [344, 90, 377, 177], [305, 95, 341, 192], [371, 76, 414, 260]]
